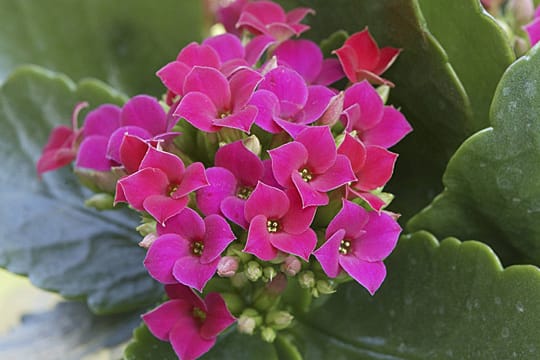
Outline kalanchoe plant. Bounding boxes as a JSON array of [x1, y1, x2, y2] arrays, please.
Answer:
[[34, 1, 410, 358]]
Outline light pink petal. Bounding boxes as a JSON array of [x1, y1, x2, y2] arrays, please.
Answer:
[[275, 39, 322, 83], [140, 146, 185, 183], [372, 47, 401, 75], [115, 168, 168, 210], [201, 214, 236, 263], [296, 126, 337, 174], [270, 228, 316, 261], [339, 256, 386, 295], [157, 207, 205, 240], [268, 141, 308, 188], [281, 188, 316, 234], [144, 234, 187, 284], [310, 154, 356, 192], [143, 194, 190, 225], [292, 85, 334, 124], [76, 136, 111, 171], [176, 42, 221, 68], [245, 35, 275, 65], [173, 162, 208, 198], [121, 95, 167, 135], [326, 200, 370, 240], [170, 317, 216, 360], [286, 7, 315, 24], [245, 182, 290, 220], [343, 81, 384, 132], [245, 214, 279, 261], [156, 61, 191, 96], [229, 68, 262, 109], [289, 23, 311, 36], [196, 167, 237, 216], [259, 66, 308, 118], [221, 196, 249, 229], [267, 23, 299, 42], [82, 105, 121, 137], [214, 105, 257, 132], [200, 293, 236, 339], [173, 255, 219, 292], [215, 140, 264, 187], [362, 106, 412, 148], [313, 229, 345, 278], [314, 59, 345, 86], [318, 91, 344, 126], [119, 134, 150, 174], [107, 126, 152, 164], [183, 66, 231, 111], [176, 92, 220, 132], [354, 146, 398, 191], [249, 90, 282, 133], [353, 211, 401, 261], [142, 299, 191, 341], [203, 33, 245, 63], [337, 133, 367, 173], [347, 188, 387, 213], [291, 171, 329, 208]]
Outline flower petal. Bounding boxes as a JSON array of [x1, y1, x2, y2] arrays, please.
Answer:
[[353, 211, 401, 261], [281, 188, 316, 234], [107, 126, 152, 164], [314, 59, 345, 86], [221, 196, 249, 229], [196, 167, 237, 216], [173, 255, 219, 292], [313, 228, 345, 278], [275, 39, 322, 84], [245, 182, 290, 220], [201, 214, 236, 263], [144, 234, 188, 284], [229, 68, 262, 109], [175, 91, 220, 133], [343, 81, 384, 132], [337, 132, 367, 173], [176, 42, 221, 68], [170, 316, 216, 360], [296, 126, 337, 174], [361, 106, 412, 148], [259, 66, 308, 118], [245, 35, 275, 65], [354, 145, 397, 191], [140, 146, 185, 184], [292, 85, 334, 124], [156, 61, 191, 96], [291, 171, 329, 208], [372, 47, 401, 75], [310, 154, 356, 192], [200, 293, 236, 339], [142, 299, 192, 341], [82, 104, 121, 137], [326, 200, 370, 240], [76, 136, 111, 171], [143, 194, 189, 225], [121, 95, 167, 135], [215, 140, 264, 186], [270, 227, 317, 261], [249, 89, 282, 133], [157, 207, 205, 240], [214, 105, 257, 132], [245, 214, 279, 261], [268, 141, 308, 188], [115, 168, 168, 210], [183, 66, 231, 111], [203, 33, 245, 63], [173, 162, 208, 198], [118, 134, 150, 174], [339, 256, 386, 295]]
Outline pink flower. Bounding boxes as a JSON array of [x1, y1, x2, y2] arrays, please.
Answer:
[[524, 6, 540, 46], [216, 0, 249, 35], [269, 126, 356, 208], [143, 284, 235, 360], [144, 208, 236, 291], [342, 81, 412, 149], [36, 102, 87, 176], [334, 28, 401, 86], [313, 200, 401, 295], [236, 0, 314, 42], [114, 146, 208, 225], [244, 182, 317, 261], [175, 66, 262, 133]]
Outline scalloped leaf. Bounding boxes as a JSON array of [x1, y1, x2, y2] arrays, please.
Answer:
[[0, 66, 162, 314], [0, 0, 203, 96], [125, 232, 540, 359], [278, 0, 513, 219], [408, 44, 540, 265]]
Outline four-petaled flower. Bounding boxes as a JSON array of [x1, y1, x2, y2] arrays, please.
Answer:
[[143, 284, 235, 360]]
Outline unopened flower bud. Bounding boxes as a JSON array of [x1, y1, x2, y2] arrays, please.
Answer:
[[217, 256, 239, 277], [266, 310, 294, 330], [376, 85, 391, 104], [298, 270, 316, 289], [243, 135, 261, 156], [219, 292, 244, 316], [237, 308, 262, 335], [316, 279, 336, 295], [226, 243, 252, 262], [318, 91, 344, 126], [280, 256, 301, 276], [138, 233, 158, 249], [507, 0, 535, 25], [260, 55, 278, 75], [230, 272, 248, 288], [263, 266, 277, 282], [245, 261, 263, 282], [84, 193, 114, 210], [260, 327, 276, 343], [136, 222, 157, 237]]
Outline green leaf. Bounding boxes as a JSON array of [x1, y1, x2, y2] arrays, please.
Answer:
[[290, 232, 540, 359], [124, 325, 280, 360], [278, 0, 513, 219], [0, 66, 162, 314], [0, 301, 141, 360], [408, 44, 540, 265], [0, 0, 203, 96]]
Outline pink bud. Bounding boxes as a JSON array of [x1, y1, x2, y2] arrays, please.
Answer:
[[217, 256, 239, 277], [139, 233, 158, 249], [280, 255, 302, 276]]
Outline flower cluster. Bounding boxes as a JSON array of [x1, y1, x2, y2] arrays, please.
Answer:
[[37, 0, 411, 359]]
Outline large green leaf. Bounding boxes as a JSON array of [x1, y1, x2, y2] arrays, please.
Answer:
[[408, 44, 540, 265], [278, 0, 512, 219], [0, 301, 140, 360], [124, 232, 540, 359], [0, 0, 203, 96], [0, 66, 162, 314]]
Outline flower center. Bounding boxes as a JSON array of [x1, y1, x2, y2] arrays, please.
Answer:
[[299, 168, 313, 182], [192, 307, 207, 323], [192, 241, 205, 256], [236, 186, 253, 200], [167, 183, 179, 197], [266, 220, 280, 233], [219, 109, 232, 119], [339, 239, 352, 255]]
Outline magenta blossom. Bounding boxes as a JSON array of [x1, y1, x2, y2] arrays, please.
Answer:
[[236, 0, 314, 42], [196, 140, 265, 229], [114, 146, 208, 225], [269, 126, 356, 208], [144, 208, 236, 291], [244, 182, 317, 261], [525, 6, 540, 46], [250, 66, 334, 137], [313, 200, 401, 295], [36, 102, 87, 176], [342, 81, 412, 149], [143, 284, 235, 360], [175, 66, 262, 133], [334, 28, 400, 86]]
